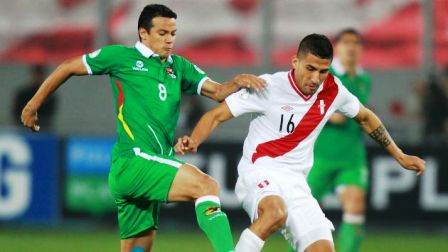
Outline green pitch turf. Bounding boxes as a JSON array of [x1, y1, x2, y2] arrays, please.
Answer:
[[0, 229, 447, 252]]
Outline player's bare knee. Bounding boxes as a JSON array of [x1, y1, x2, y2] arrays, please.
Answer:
[[194, 174, 220, 198], [262, 207, 288, 231], [344, 195, 365, 214]]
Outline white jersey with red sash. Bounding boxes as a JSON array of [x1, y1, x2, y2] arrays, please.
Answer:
[[225, 70, 360, 175]]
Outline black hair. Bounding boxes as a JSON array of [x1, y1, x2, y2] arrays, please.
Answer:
[[297, 33, 333, 59], [138, 4, 177, 39], [335, 28, 362, 43]]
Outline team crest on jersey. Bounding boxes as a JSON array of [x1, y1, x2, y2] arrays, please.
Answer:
[[88, 49, 101, 58], [133, 60, 148, 72], [165, 67, 176, 78], [281, 105, 293, 112]]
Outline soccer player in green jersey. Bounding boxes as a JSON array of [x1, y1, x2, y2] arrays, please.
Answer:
[[308, 28, 371, 252], [20, 4, 265, 252]]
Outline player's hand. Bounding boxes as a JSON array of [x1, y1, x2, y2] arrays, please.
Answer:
[[396, 153, 426, 176], [174, 136, 198, 155], [21, 103, 40, 132], [233, 74, 266, 91]]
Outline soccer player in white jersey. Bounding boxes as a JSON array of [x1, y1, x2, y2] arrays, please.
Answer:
[[174, 34, 425, 252]]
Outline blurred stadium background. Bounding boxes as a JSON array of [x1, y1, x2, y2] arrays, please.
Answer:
[[0, 0, 447, 251]]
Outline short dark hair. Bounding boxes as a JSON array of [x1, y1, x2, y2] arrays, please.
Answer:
[[297, 34, 333, 59], [335, 28, 362, 43], [138, 4, 177, 37]]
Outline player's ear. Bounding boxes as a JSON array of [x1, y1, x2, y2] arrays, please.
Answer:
[[291, 55, 299, 70], [139, 27, 149, 41]]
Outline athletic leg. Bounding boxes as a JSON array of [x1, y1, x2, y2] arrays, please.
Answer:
[[121, 229, 157, 252], [168, 164, 234, 252], [236, 195, 288, 252], [337, 186, 366, 252], [285, 159, 335, 252]]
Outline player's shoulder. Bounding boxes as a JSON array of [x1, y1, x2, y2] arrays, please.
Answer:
[[88, 44, 129, 57], [170, 54, 193, 65], [101, 44, 130, 52], [259, 71, 289, 89], [359, 70, 373, 84]]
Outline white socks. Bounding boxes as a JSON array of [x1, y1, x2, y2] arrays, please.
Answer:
[[235, 228, 265, 252], [343, 213, 365, 224]]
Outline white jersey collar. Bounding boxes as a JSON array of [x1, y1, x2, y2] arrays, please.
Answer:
[[135, 41, 173, 63]]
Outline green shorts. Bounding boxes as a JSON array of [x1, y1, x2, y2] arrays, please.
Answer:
[[308, 158, 368, 201], [108, 148, 184, 239]]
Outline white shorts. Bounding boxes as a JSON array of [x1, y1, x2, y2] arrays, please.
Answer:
[[235, 167, 334, 252]]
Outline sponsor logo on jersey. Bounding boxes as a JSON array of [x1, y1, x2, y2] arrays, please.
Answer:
[[205, 206, 221, 215], [88, 49, 101, 58], [133, 60, 148, 72], [281, 105, 293, 112], [165, 67, 176, 79]]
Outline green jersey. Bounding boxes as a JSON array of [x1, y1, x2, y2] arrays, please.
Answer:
[[314, 59, 372, 164], [83, 42, 208, 157]]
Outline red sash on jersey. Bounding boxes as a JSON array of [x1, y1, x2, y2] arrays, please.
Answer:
[[251, 74, 339, 163]]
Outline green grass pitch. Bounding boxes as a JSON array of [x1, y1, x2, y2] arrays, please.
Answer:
[[0, 229, 447, 251]]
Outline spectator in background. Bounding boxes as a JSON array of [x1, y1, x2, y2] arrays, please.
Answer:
[[13, 65, 57, 130], [417, 69, 448, 144]]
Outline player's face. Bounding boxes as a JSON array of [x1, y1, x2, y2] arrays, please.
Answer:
[[139, 17, 177, 59], [292, 53, 332, 95], [336, 33, 362, 65]]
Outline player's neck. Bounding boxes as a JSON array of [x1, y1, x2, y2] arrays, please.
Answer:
[[342, 61, 358, 77]]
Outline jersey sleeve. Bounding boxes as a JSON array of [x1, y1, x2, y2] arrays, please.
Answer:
[[82, 45, 122, 75], [225, 75, 269, 117], [178, 57, 209, 95], [336, 78, 361, 118]]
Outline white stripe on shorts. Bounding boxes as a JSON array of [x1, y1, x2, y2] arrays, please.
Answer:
[[133, 148, 182, 168]]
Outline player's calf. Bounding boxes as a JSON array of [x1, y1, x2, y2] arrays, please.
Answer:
[[338, 186, 366, 252], [120, 229, 156, 252], [168, 164, 234, 252]]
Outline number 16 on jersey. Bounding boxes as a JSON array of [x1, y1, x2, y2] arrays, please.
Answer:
[[279, 114, 296, 133]]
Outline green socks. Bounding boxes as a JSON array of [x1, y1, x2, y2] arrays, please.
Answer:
[[195, 196, 234, 252], [337, 214, 365, 252]]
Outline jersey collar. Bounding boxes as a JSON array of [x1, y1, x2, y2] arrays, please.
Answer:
[[288, 69, 312, 101], [332, 57, 363, 76], [135, 41, 173, 63]]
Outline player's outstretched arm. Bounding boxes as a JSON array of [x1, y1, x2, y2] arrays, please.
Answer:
[[201, 74, 266, 102], [21, 56, 88, 132], [175, 102, 234, 155], [353, 104, 426, 175]]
